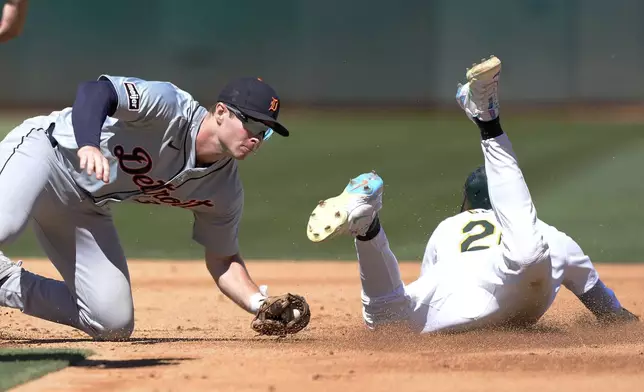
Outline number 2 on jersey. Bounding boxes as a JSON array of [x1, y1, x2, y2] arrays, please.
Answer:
[[460, 220, 501, 252]]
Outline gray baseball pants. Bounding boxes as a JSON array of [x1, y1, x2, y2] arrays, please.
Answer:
[[0, 118, 134, 340]]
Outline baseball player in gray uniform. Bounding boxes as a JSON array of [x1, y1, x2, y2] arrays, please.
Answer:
[[0, 74, 307, 340]]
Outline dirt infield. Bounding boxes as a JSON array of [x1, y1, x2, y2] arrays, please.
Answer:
[[1, 260, 643, 392]]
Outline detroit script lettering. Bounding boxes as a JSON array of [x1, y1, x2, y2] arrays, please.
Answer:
[[113, 145, 213, 209]]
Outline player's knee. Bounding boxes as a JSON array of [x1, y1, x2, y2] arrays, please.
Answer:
[[0, 215, 29, 246], [79, 286, 135, 341], [92, 321, 134, 341], [86, 306, 135, 341]]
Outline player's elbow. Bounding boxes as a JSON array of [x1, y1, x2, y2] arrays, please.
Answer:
[[504, 237, 550, 269], [205, 251, 241, 281]]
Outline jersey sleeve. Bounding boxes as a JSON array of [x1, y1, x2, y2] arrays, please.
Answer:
[[555, 230, 599, 296], [97, 75, 184, 123], [191, 191, 244, 257]]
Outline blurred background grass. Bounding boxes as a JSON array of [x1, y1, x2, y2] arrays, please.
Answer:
[[1, 110, 642, 262], [2, 0, 644, 263]]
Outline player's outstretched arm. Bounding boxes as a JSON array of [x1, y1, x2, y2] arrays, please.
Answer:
[[552, 230, 639, 323], [205, 251, 264, 314], [205, 251, 311, 336], [0, 0, 28, 43]]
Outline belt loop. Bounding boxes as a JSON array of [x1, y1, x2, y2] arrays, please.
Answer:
[[45, 122, 58, 148]]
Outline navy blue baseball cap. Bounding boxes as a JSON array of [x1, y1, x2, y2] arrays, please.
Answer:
[[217, 77, 289, 137]]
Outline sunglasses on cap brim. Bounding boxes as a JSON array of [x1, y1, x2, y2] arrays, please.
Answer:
[[225, 105, 274, 141]]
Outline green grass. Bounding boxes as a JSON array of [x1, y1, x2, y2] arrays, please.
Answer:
[[1, 110, 643, 262], [0, 348, 91, 391]]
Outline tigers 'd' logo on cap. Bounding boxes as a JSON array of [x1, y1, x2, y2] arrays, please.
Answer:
[[269, 97, 279, 112]]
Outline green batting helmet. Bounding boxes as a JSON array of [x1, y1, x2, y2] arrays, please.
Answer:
[[460, 165, 492, 212]]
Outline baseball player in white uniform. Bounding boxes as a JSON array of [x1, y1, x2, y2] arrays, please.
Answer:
[[307, 56, 639, 333], [0, 74, 307, 340]]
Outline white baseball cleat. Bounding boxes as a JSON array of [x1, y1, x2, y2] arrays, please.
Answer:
[[306, 171, 383, 243], [0, 251, 22, 284], [456, 55, 501, 122]]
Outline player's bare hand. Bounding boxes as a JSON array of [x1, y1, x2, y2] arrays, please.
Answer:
[[0, 0, 29, 43], [78, 146, 110, 183]]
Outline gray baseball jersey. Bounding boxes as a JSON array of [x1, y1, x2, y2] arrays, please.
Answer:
[[0, 75, 248, 340], [48, 75, 244, 256]]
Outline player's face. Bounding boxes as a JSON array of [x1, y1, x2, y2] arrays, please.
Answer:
[[221, 105, 273, 160]]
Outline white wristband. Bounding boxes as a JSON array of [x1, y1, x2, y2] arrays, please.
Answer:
[[249, 292, 267, 314]]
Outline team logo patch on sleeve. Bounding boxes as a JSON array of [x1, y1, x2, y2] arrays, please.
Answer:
[[123, 82, 141, 111]]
